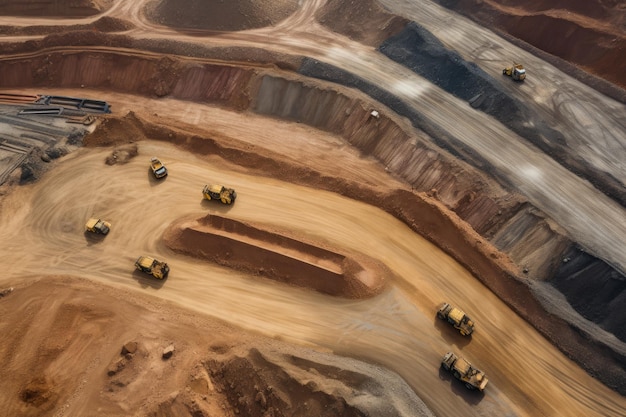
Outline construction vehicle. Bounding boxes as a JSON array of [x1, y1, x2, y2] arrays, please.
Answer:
[[150, 157, 168, 179], [135, 256, 170, 279], [441, 351, 489, 391], [85, 218, 111, 235], [436, 302, 475, 336], [202, 184, 237, 205], [502, 63, 526, 81]]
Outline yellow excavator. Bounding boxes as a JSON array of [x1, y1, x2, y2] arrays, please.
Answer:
[[502, 62, 526, 81]]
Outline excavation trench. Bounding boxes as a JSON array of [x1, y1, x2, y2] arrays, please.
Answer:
[[163, 214, 388, 298], [1, 47, 625, 394]]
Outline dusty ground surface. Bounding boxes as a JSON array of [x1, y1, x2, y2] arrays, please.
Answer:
[[1, 1, 626, 417], [1, 278, 427, 417], [0, 0, 113, 17], [431, 0, 626, 92]]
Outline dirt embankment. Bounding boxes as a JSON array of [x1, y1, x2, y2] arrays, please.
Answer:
[[163, 214, 388, 298], [0, 16, 133, 36], [433, 0, 626, 93], [145, 0, 299, 31], [0, 0, 113, 17], [0, 278, 429, 417]]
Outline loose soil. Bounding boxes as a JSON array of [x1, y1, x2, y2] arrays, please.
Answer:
[[0, 0, 113, 17], [163, 214, 389, 299], [1, 0, 626, 416], [145, 0, 299, 31], [0, 278, 430, 417]]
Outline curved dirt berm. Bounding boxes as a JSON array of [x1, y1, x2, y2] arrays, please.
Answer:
[[145, 0, 299, 31], [0, 0, 113, 17], [163, 214, 389, 298]]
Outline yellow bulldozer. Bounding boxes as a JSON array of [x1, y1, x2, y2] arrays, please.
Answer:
[[502, 62, 526, 81], [202, 184, 237, 205]]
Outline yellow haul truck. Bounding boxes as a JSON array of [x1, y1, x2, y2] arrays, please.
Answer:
[[437, 302, 475, 336], [135, 256, 169, 279], [85, 218, 111, 235], [150, 157, 168, 179], [441, 351, 489, 391], [502, 63, 526, 81]]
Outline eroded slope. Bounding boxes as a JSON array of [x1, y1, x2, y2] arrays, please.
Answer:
[[0, 279, 429, 417]]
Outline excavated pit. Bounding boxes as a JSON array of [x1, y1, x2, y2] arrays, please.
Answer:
[[2, 45, 626, 396], [163, 214, 388, 298]]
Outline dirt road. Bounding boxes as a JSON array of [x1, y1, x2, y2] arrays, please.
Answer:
[[2, 129, 624, 416], [4, 0, 622, 274], [1, 0, 626, 416]]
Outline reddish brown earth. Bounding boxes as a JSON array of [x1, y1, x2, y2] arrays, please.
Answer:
[[0, 0, 113, 17], [2, 278, 421, 417], [1, 1, 626, 417], [163, 214, 389, 298]]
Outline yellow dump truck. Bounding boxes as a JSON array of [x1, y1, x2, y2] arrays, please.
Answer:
[[441, 351, 489, 391], [150, 157, 168, 179], [437, 302, 475, 336], [202, 184, 237, 205], [85, 218, 111, 235], [134, 256, 170, 279], [502, 63, 526, 81]]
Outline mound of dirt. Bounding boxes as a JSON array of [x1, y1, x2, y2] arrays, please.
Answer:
[[316, 0, 409, 46], [0, 17, 133, 36], [104, 144, 139, 165], [0, 0, 113, 17], [163, 214, 389, 298], [84, 112, 147, 147], [145, 0, 299, 31], [0, 278, 431, 417]]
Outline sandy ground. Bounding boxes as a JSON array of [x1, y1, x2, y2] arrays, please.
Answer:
[[1, 1, 626, 417], [1, 108, 624, 417]]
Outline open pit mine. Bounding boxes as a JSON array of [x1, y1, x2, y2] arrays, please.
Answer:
[[0, 1, 625, 417]]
